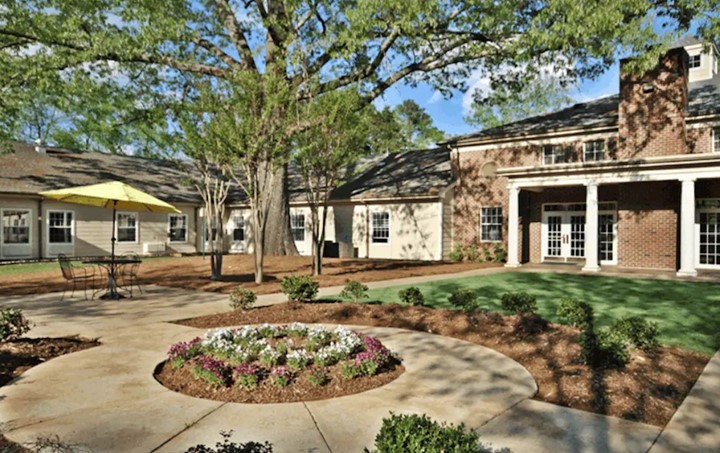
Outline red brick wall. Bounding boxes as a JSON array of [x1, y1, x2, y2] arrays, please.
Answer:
[[618, 49, 689, 159], [453, 147, 539, 250], [616, 181, 678, 270], [687, 127, 713, 154]]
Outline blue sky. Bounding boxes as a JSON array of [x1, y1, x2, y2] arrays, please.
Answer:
[[375, 62, 621, 138]]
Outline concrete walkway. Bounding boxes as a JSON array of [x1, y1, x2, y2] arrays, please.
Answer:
[[0, 268, 711, 452]]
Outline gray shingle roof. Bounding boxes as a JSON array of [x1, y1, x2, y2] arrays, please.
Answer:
[[0, 142, 202, 204], [330, 148, 452, 200], [444, 74, 720, 145]]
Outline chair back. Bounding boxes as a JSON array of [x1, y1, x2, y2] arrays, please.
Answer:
[[57, 254, 74, 281], [124, 252, 141, 275]]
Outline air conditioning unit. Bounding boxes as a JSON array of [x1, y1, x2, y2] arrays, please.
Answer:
[[143, 242, 166, 254]]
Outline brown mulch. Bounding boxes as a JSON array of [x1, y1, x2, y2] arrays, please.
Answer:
[[156, 359, 404, 404], [0, 337, 100, 387], [0, 255, 495, 296], [176, 302, 709, 427]]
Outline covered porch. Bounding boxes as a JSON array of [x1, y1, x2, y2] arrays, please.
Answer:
[[500, 154, 720, 276]]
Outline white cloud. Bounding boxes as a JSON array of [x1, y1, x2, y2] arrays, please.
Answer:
[[461, 68, 491, 114], [427, 90, 445, 105]]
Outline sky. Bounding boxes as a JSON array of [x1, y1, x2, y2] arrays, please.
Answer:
[[375, 62, 621, 138]]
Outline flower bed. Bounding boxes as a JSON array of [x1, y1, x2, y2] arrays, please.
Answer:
[[156, 324, 404, 403]]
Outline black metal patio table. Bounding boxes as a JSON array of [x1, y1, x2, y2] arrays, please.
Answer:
[[83, 257, 141, 300]]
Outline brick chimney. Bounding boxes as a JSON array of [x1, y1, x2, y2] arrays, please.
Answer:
[[618, 47, 689, 159]]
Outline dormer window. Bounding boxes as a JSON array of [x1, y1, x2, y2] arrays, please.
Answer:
[[543, 145, 572, 165], [689, 54, 701, 69]]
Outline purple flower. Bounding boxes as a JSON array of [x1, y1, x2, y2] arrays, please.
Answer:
[[272, 366, 291, 377], [168, 337, 202, 360], [235, 362, 261, 377]]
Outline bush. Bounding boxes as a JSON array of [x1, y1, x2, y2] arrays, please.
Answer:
[[185, 431, 273, 453], [463, 244, 481, 262], [229, 288, 257, 311], [500, 292, 537, 315], [613, 316, 659, 352], [557, 298, 594, 328], [339, 280, 369, 302], [398, 287, 424, 306], [448, 244, 464, 262], [492, 244, 507, 263], [448, 288, 479, 313], [280, 275, 319, 302], [594, 327, 631, 368], [365, 413, 480, 453], [0, 308, 32, 342]]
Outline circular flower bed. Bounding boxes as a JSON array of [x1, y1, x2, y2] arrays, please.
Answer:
[[155, 323, 404, 403]]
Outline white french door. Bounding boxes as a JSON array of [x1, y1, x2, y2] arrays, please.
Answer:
[[543, 212, 586, 261], [542, 203, 617, 265]]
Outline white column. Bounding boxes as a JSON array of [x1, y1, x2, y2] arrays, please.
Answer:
[[505, 185, 521, 268], [582, 181, 601, 272], [677, 178, 697, 277]]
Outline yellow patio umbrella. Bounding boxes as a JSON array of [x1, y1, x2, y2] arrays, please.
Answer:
[[39, 181, 181, 296]]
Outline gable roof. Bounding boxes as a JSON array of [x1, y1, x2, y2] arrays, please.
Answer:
[[0, 142, 202, 204], [444, 74, 720, 145], [331, 148, 453, 200]]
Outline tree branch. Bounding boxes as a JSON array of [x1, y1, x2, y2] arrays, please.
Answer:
[[213, 0, 258, 71]]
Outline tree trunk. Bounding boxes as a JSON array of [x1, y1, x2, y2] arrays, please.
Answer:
[[264, 164, 299, 256]]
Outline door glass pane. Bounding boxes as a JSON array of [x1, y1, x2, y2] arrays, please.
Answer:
[[2, 210, 30, 244], [699, 212, 720, 265], [546, 216, 562, 257], [599, 214, 614, 262], [570, 215, 585, 257]]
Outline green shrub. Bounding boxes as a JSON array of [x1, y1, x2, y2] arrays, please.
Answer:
[[365, 412, 480, 453], [0, 308, 32, 342], [557, 298, 594, 328], [448, 244, 464, 262], [398, 287, 425, 306], [492, 244, 507, 263], [463, 244, 480, 262], [229, 288, 257, 311], [306, 368, 328, 386], [482, 247, 493, 262], [514, 313, 549, 335], [613, 316, 659, 352], [339, 280, 369, 302], [594, 327, 631, 368], [448, 288, 479, 313], [500, 292, 537, 315], [185, 431, 273, 453], [280, 275, 319, 302], [341, 361, 362, 379]]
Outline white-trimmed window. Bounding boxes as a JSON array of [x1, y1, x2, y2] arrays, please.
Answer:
[[48, 211, 73, 244], [371, 212, 390, 243], [232, 214, 245, 241], [689, 54, 701, 69], [1, 209, 30, 244], [542, 145, 571, 165], [116, 212, 138, 243], [713, 127, 720, 153], [584, 140, 605, 162], [480, 207, 503, 242], [291, 213, 305, 242], [168, 214, 187, 243]]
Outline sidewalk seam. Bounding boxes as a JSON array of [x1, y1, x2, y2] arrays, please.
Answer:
[[302, 402, 333, 453], [149, 402, 227, 452]]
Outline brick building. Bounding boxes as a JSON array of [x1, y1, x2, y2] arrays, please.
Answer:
[[444, 37, 720, 276]]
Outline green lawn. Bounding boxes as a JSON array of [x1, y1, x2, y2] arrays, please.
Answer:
[[356, 272, 720, 355]]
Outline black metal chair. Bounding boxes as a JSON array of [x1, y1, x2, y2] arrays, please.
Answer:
[[58, 254, 96, 301], [118, 252, 143, 297]]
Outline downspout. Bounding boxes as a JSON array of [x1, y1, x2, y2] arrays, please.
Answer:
[[365, 202, 370, 259], [37, 198, 43, 259]]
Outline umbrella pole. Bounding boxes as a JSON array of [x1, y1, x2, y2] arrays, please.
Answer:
[[111, 202, 117, 296]]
